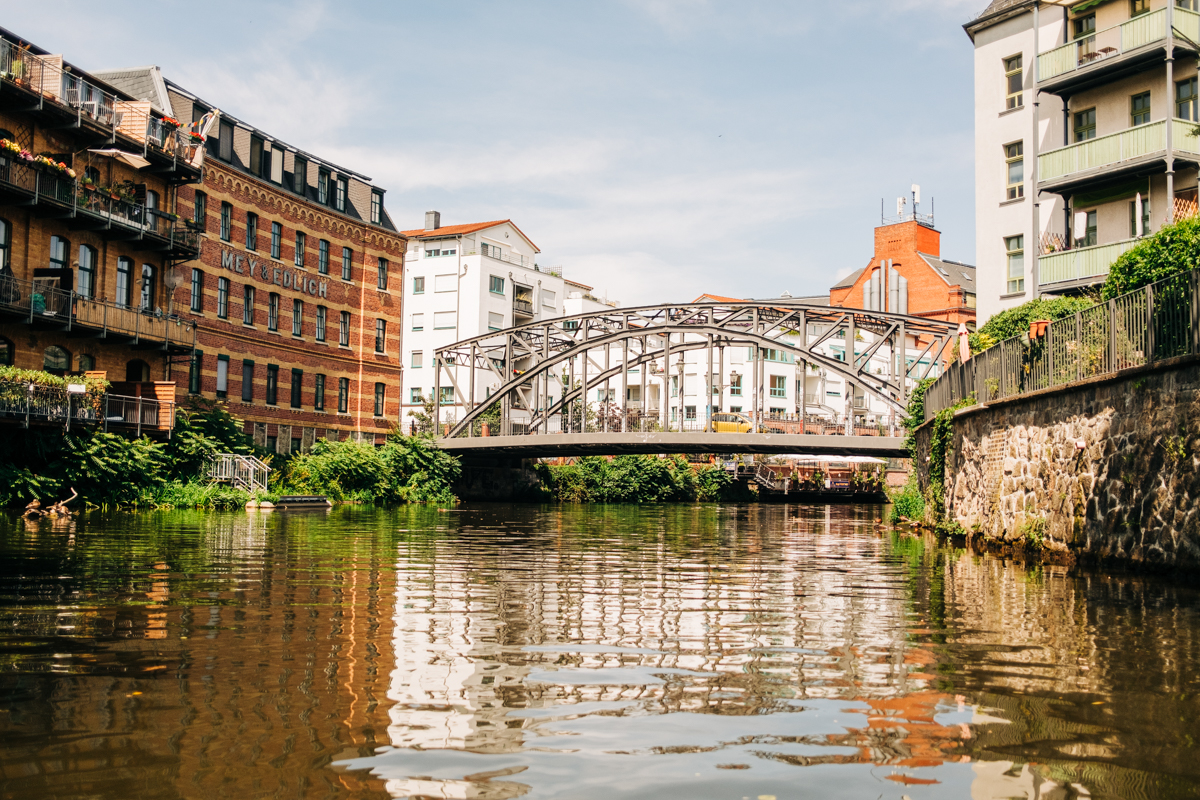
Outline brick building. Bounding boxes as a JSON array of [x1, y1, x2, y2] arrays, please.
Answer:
[[829, 218, 977, 329], [95, 70, 408, 452], [0, 29, 201, 398]]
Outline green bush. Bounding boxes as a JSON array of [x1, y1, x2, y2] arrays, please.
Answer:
[[536, 455, 743, 503], [976, 296, 1094, 343], [147, 479, 249, 510], [1102, 214, 1200, 300], [888, 473, 924, 523], [275, 435, 461, 506]]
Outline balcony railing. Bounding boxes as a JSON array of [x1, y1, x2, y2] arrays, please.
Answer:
[[0, 273, 196, 349], [513, 298, 534, 315], [1037, 8, 1200, 82], [1039, 238, 1139, 287], [0, 380, 176, 434], [1039, 120, 1166, 182]]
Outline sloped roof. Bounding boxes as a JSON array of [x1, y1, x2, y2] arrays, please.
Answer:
[[964, 0, 1037, 39], [919, 253, 977, 291], [693, 293, 744, 303], [91, 66, 172, 115], [830, 267, 866, 291], [400, 219, 540, 253]]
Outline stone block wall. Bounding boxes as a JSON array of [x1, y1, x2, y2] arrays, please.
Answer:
[[924, 357, 1200, 568]]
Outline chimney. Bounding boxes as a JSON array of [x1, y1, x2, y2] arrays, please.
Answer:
[[424, 210, 441, 231]]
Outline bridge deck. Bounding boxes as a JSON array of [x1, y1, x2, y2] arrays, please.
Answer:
[[436, 433, 906, 459]]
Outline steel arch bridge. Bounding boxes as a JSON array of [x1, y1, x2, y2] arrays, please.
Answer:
[[432, 300, 959, 457]]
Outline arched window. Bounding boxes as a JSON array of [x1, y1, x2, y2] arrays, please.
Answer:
[[125, 359, 150, 382], [140, 264, 155, 311], [44, 345, 71, 375], [77, 244, 97, 298], [116, 257, 133, 308], [79, 353, 96, 372], [0, 217, 9, 271], [0, 336, 12, 366]]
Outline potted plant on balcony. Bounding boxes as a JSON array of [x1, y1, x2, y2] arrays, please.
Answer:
[[188, 130, 205, 144], [160, 115, 181, 130]]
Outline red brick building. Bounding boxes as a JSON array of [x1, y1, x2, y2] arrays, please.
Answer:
[[829, 219, 976, 329]]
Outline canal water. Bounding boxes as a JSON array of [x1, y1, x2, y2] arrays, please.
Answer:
[[0, 505, 1197, 800]]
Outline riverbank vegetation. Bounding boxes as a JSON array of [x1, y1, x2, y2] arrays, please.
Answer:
[[535, 455, 751, 503]]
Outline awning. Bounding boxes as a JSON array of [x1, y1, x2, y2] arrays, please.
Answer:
[[87, 149, 150, 169]]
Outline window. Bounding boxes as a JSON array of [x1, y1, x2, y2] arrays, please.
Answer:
[[193, 191, 207, 229], [315, 374, 326, 411], [293, 298, 303, 336], [271, 221, 282, 259], [293, 155, 307, 195], [188, 351, 202, 394], [1131, 0, 1149, 16], [542, 289, 556, 308], [190, 268, 204, 312], [218, 119, 234, 162], [49, 235, 68, 270], [242, 360, 254, 402], [290, 369, 303, 409], [1005, 142, 1024, 200], [216, 355, 228, 398], [770, 375, 786, 398], [115, 258, 133, 308], [316, 305, 327, 341], [318, 239, 329, 274], [1074, 108, 1096, 142], [268, 292, 280, 331], [220, 202, 232, 241], [412, 351, 424, 368], [250, 135, 264, 177], [488, 311, 504, 331], [434, 274, 457, 292], [425, 244, 441, 258], [1004, 54, 1022, 110], [0, 218, 7, 271], [370, 191, 383, 224], [318, 169, 330, 205], [489, 275, 505, 294], [342, 247, 352, 281], [410, 388, 423, 404], [439, 386, 454, 405], [266, 365, 279, 405], [335, 177, 347, 212], [217, 277, 229, 318], [730, 375, 742, 396], [1131, 91, 1151, 126], [0, 336, 11, 366], [76, 244, 96, 298], [339, 311, 351, 345], [685, 406, 697, 420], [1005, 235, 1025, 294], [146, 190, 159, 233], [1073, 14, 1096, 52], [413, 276, 425, 294], [246, 212, 258, 250], [433, 311, 456, 330], [1131, 196, 1151, 237], [670, 376, 679, 398], [412, 313, 425, 331], [140, 265, 155, 311], [338, 377, 349, 413], [1075, 210, 1098, 247], [1177, 77, 1198, 121], [43, 345, 70, 375], [374, 383, 385, 416], [375, 319, 386, 352], [378, 257, 388, 290], [294, 231, 306, 267], [1178, 0, 1197, 13], [243, 284, 255, 325]]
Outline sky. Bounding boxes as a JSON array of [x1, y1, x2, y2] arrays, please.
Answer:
[[4, 0, 983, 306]]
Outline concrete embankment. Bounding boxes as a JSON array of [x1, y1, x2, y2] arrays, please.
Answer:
[[914, 356, 1200, 569]]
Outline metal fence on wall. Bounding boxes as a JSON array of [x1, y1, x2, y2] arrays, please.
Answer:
[[924, 268, 1200, 422]]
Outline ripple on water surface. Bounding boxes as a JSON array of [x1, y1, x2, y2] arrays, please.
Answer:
[[0, 504, 1198, 799]]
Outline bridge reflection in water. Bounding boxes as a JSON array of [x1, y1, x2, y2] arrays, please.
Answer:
[[433, 300, 959, 456]]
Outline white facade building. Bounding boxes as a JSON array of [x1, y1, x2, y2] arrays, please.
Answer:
[[400, 212, 616, 426], [967, 0, 1200, 324]]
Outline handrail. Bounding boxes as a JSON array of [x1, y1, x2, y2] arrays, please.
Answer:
[[0, 379, 175, 432], [1038, 120, 1166, 181], [1038, 8, 1167, 81], [209, 453, 270, 492]]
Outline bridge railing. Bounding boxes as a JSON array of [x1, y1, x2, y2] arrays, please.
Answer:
[[924, 268, 1200, 421]]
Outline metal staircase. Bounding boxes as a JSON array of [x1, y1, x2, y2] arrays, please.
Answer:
[[209, 453, 270, 493]]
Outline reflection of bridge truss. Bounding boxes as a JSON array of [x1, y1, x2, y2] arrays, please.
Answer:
[[434, 301, 958, 440]]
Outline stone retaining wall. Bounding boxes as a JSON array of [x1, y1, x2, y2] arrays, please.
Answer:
[[918, 356, 1200, 569]]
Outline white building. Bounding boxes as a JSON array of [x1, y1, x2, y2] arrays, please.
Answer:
[[400, 212, 615, 426], [967, 0, 1200, 323]]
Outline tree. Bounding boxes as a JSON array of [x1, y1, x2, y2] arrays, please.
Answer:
[[976, 296, 1093, 344]]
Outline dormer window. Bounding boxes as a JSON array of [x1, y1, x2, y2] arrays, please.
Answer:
[[293, 155, 308, 195], [370, 190, 383, 224], [335, 177, 347, 212], [318, 169, 330, 205]]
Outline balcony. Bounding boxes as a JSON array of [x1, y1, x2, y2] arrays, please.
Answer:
[[513, 298, 534, 316], [1038, 238, 1139, 290], [1037, 119, 1200, 191], [1037, 8, 1200, 92], [0, 37, 200, 181], [0, 379, 176, 436], [0, 274, 196, 352], [0, 159, 200, 258]]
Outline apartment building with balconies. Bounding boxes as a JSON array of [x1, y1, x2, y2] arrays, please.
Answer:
[[400, 212, 617, 426], [968, 0, 1200, 322], [0, 27, 202, 396]]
